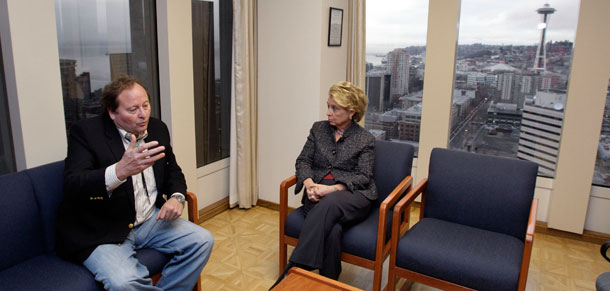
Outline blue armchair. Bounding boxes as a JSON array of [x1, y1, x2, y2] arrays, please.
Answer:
[[279, 140, 414, 291], [388, 148, 539, 291]]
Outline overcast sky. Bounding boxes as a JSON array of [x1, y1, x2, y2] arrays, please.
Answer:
[[366, 0, 580, 54]]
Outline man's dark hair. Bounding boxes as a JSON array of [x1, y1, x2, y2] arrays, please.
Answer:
[[101, 76, 149, 113]]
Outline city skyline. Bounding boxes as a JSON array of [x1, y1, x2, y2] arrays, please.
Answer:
[[364, 1, 579, 178], [367, 0, 579, 54]]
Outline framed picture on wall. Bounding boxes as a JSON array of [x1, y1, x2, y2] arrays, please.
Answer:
[[328, 7, 343, 46]]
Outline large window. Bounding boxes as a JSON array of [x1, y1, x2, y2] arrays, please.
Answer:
[[593, 76, 610, 187], [192, 0, 232, 167], [55, 0, 160, 131], [0, 38, 16, 175], [364, 1, 429, 157], [448, 1, 579, 178]]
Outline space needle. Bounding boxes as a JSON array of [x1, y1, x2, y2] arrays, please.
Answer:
[[533, 3, 556, 73]]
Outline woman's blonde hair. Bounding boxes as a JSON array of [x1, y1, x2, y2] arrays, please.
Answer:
[[328, 81, 368, 122]]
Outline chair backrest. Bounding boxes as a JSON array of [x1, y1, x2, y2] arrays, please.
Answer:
[[373, 140, 414, 207], [425, 148, 538, 240], [26, 161, 65, 252], [0, 161, 64, 271]]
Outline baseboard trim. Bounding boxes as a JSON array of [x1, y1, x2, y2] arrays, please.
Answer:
[[535, 221, 610, 245], [198, 197, 229, 223], [257, 198, 295, 212]]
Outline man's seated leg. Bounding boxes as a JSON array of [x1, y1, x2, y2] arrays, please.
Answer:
[[84, 242, 160, 291], [135, 209, 214, 290]]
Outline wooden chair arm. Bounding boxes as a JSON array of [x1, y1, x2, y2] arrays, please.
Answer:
[[518, 198, 538, 291], [391, 178, 428, 249], [375, 175, 413, 261], [280, 175, 297, 236], [389, 178, 428, 282], [526, 198, 538, 241], [379, 175, 414, 214], [185, 191, 199, 225]]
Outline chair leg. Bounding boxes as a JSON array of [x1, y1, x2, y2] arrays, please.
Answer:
[[387, 266, 396, 291], [373, 261, 383, 291], [279, 238, 287, 273]]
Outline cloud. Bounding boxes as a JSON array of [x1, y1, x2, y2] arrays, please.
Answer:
[[367, 0, 579, 50]]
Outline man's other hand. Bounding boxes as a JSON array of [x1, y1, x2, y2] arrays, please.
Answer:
[[157, 197, 184, 220]]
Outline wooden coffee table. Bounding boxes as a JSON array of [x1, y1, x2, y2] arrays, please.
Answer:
[[272, 267, 364, 290]]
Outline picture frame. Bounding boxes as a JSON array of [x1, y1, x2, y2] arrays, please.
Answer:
[[328, 7, 343, 46]]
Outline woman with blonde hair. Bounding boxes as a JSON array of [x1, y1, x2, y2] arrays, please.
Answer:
[[271, 81, 376, 288]]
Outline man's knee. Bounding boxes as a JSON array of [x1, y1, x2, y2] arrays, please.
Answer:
[[189, 227, 214, 257], [197, 228, 214, 248]]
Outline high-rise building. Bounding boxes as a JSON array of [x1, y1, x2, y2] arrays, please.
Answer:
[[109, 53, 132, 81], [387, 48, 410, 97], [365, 71, 392, 112], [398, 103, 422, 141], [59, 59, 80, 100], [520, 75, 536, 95], [517, 90, 565, 176], [75, 72, 91, 100], [497, 73, 517, 102], [533, 3, 556, 73]]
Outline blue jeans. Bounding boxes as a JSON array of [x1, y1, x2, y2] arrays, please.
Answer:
[[83, 208, 214, 291]]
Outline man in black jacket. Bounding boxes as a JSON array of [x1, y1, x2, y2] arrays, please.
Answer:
[[56, 76, 213, 290]]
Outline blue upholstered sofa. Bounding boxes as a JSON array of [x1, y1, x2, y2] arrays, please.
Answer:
[[0, 161, 199, 290]]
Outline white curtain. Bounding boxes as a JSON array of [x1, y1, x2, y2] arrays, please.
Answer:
[[229, 0, 258, 208], [347, 0, 367, 88]]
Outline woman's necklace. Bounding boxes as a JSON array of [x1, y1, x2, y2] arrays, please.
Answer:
[[335, 128, 344, 137], [334, 128, 344, 142]]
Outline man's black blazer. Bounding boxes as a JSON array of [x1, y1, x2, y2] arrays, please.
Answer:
[[55, 113, 186, 262]]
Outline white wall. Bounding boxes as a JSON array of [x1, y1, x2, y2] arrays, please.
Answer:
[[157, 0, 198, 198], [319, 0, 349, 119], [0, 0, 67, 169], [547, 0, 610, 233], [258, 0, 349, 207], [157, 0, 230, 210]]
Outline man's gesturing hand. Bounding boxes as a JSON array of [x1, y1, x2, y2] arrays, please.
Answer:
[[115, 134, 166, 181]]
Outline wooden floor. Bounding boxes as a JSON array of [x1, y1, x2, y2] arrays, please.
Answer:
[[198, 206, 609, 291]]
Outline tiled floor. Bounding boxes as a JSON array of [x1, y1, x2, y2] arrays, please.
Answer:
[[198, 206, 609, 291]]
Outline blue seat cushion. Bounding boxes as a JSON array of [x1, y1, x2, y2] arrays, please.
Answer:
[[285, 206, 392, 261], [0, 254, 100, 291], [396, 218, 524, 291], [342, 208, 392, 260]]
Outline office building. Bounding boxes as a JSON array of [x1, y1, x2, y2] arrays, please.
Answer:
[[387, 48, 410, 97], [517, 90, 565, 176]]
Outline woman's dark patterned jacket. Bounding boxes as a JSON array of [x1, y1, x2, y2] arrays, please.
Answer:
[[295, 120, 377, 200]]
